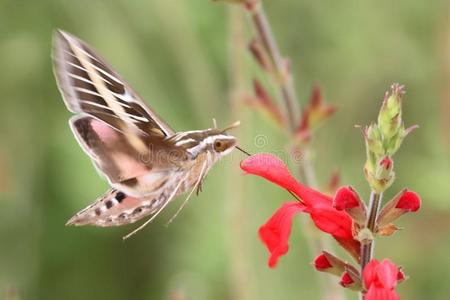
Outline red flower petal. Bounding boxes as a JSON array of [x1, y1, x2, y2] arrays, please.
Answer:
[[333, 186, 361, 210], [376, 259, 399, 290], [395, 190, 421, 212], [379, 156, 393, 170], [240, 154, 331, 207], [258, 202, 307, 268], [365, 286, 399, 300], [397, 269, 406, 283], [339, 272, 355, 288], [363, 260, 380, 288], [314, 253, 332, 270], [309, 207, 354, 239], [363, 259, 402, 300]]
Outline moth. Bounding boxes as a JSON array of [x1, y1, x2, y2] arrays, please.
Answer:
[[52, 30, 239, 239]]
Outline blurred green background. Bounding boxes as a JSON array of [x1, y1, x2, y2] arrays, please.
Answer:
[[1, 0, 450, 299]]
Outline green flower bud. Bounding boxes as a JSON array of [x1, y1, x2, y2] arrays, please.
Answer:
[[376, 156, 394, 179], [378, 84, 404, 140], [365, 156, 395, 192], [365, 124, 384, 156]]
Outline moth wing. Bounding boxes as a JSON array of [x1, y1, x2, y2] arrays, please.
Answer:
[[66, 189, 167, 227], [70, 115, 150, 183], [70, 116, 189, 197], [53, 29, 175, 137]]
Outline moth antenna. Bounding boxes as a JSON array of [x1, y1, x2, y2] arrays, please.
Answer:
[[213, 118, 218, 129], [122, 174, 187, 240], [165, 153, 210, 226], [221, 120, 241, 133]]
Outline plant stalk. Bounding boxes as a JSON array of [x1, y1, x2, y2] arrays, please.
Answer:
[[360, 191, 383, 297], [247, 1, 299, 132]]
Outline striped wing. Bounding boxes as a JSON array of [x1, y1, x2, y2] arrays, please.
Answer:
[[53, 30, 188, 191], [52, 29, 174, 137], [66, 189, 167, 227]]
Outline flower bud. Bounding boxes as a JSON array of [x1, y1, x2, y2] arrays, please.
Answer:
[[313, 252, 344, 276], [333, 186, 366, 225], [339, 272, 354, 287], [307, 85, 337, 130], [365, 156, 395, 193], [314, 253, 333, 270], [378, 83, 404, 140], [364, 124, 384, 156], [339, 271, 362, 291], [249, 39, 272, 72], [250, 79, 284, 126], [397, 268, 407, 283], [377, 189, 421, 227], [376, 156, 393, 178]]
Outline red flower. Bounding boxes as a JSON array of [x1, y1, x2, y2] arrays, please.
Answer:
[[241, 153, 359, 267], [377, 189, 421, 227], [333, 186, 361, 210], [333, 186, 366, 225], [395, 191, 420, 212], [363, 259, 404, 300], [314, 253, 333, 271], [340, 272, 355, 288], [258, 202, 307, 267]]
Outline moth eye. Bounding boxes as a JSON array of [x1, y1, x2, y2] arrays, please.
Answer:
[[214, 141, 227, 152]]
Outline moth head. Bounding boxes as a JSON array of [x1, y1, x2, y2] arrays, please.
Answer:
[[177, 122, 239, 159], [184, 132, 236, 159], [204, 121, 239, 157], [209, 134, 237, 156]]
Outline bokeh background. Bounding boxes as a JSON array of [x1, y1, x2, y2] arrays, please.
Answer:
[[1, 0, 450, 299]]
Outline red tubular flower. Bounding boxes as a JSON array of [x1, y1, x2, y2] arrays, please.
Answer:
[[314, 251, 358, 277], [333, 186, 366, 225], [395, 191, 421, 212], [377, 189, 421, 227], [241, 154, 360, 267], [314, 253, 333, 270], [333, 186, 360, 210], [259, 202, 307, 268], [363, 259, 404, 300], [340, 272, 355, 288]]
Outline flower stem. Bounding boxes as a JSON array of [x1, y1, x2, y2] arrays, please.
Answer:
[[247, 1, 299, 132], [360, 191, 383, 294]]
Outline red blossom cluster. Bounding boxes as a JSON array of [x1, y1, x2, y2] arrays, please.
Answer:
[[240, 153, 420, 299]]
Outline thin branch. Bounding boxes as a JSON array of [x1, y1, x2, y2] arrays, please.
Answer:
[[247, 1, 299, 132]]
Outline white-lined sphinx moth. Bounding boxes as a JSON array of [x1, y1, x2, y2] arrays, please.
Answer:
[[52, 30, 237, 238]]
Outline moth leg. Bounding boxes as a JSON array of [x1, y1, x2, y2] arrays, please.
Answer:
[[166, 158, 209, 226], [196, 181, 203, 196]]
